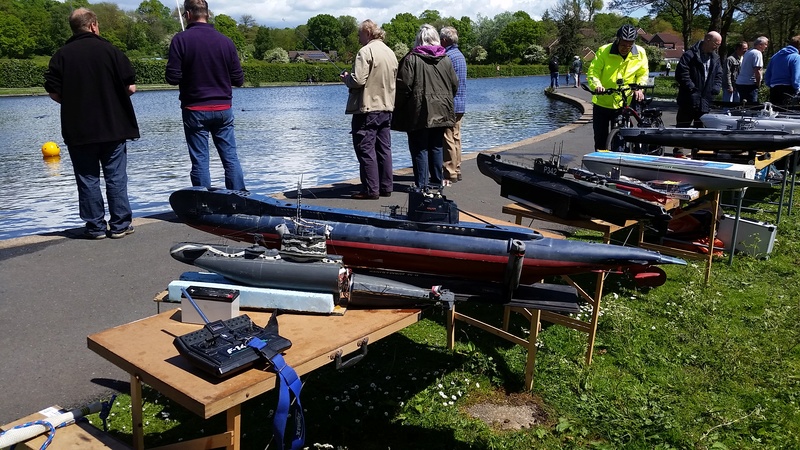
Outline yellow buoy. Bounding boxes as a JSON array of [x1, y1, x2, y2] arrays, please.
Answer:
[[41, 141, 61, 158]]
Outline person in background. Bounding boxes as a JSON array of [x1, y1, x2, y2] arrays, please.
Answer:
[[391, 24, 458, 190], [340, 19, 398, 200], [675, 31, 723, 128], [586, 24, 649, 150], [723, 41, 748, 103], [665, 61, 671, 76], [44, 7, 139, 240], [166, 0, 246, 191], [735, 36, 769, 104], [571, 55, 583, 87], [763, 35, 800, 106], [549, 56, 560, 88], [440, 26, 467, 185]]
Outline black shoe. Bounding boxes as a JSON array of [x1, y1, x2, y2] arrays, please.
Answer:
[[456, 174, 462, 181], [83, 230, 106, 240], [352, 192, 379, 200], [109, 226, 135, 239], [379, 191, 392, 197]]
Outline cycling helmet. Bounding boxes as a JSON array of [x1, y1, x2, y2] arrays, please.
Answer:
[[616, 24, 638, 41]]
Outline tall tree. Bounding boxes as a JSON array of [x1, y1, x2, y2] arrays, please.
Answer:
[[0, 14, 35, 57], [214, 14, 245, 56], [490, 16, 545, 63], [337, 15, 358, 62], [383, 13, 420, 49], [253, 26, 273, 60], [551, 0, 586, 62], [306, 14, 340, 51]]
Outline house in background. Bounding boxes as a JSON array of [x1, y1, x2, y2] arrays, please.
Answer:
[[287, 50, 338, 62], [645, 32, 684, 65]]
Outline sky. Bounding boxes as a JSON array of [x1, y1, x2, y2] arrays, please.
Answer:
[[105, 0, 565, 29]]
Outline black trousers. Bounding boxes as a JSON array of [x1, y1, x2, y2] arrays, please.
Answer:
[[769, 85, 796, 105], [592, 105, 622, 150]]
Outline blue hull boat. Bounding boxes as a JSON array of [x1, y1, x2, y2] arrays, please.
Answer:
[[169, 187, 685, 286]]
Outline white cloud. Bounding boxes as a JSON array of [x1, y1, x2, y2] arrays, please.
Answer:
[[105, 0, 561, 28]]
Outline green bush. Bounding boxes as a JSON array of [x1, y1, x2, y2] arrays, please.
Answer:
[[130, 59, 167, 85], [0, 59, 48, 88]]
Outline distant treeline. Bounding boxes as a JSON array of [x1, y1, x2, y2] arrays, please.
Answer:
[[0, 59, 554, 89]]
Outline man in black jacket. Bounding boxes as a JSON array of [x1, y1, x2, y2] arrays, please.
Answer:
[[675, 31, 723, 128], [44, 8, 140, 239]]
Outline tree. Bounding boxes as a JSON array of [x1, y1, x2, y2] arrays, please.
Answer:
[[393, 42, 409, 60], [271, 27, 299, 51], [136, 0, 171, 25], [522, 44, 547, 64], [383, 13, 420, 49], [0, 14, 35, 58], [418, 9, 444, 28], [470, 45, 488, 62], [263, 47, 289, 63], [337, 15, 359, 62], [214, 14, 245, 56], [253, 26, 273, 60], [473, 12, 516, 50], [307, 14, 340, 51], [491, 17, 545, 63], [551, 0, 586, 62]]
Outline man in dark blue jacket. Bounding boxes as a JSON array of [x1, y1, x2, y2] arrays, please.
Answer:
[[675, 31, 723, 128], [166, 0, 246, 191], [44, 7, 139, 240]]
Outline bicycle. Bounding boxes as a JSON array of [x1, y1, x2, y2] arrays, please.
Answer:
[[582, 80, 665, 155]]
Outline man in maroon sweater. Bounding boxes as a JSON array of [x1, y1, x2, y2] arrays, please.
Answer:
[[44, 7, 139, 240], [166, 0, 246, 191]]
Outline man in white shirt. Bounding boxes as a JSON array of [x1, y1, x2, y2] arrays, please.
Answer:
[[735, 36, 769, 104]]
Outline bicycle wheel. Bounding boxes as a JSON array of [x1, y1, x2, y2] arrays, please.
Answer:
[[641, 117, 665, 155], [606, 126, 639, 153]]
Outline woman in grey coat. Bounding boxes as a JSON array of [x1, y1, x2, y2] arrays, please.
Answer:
[[391, 24, 458, 190]]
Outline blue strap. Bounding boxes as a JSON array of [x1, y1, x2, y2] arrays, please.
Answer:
[[271, 354, 305, 450], [248, 339, 304, 450]]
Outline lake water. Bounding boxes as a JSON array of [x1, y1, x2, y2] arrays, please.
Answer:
[[0, 75, 579, 240]]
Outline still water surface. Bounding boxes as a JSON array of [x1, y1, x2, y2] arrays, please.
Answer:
[[0, 76, 579, 240]]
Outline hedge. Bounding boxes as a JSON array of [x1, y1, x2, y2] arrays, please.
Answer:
[[0, 58, 553, 89]]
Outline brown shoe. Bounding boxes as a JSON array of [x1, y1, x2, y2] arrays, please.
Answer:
[[352, 192, 379, 200]]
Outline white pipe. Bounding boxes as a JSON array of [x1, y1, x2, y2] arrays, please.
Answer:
[[0, 402, 103, 448]]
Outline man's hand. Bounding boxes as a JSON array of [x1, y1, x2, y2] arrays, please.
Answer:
[[594, 86, 606, 93], [339, 71, 349, 82], [632, 89, 645, 102], [728, 86, 734, 93]]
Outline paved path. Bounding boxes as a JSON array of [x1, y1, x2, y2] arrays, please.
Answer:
[[0, 85, 678, 424]]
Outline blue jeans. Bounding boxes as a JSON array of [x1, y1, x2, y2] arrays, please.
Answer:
[[67, 141, 132, 235], [550, 72, 559, 88], [182, 108, 246, 190], [407, 128, 445, 189]]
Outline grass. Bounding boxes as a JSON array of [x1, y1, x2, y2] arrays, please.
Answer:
[[83, 186, 800, 449]]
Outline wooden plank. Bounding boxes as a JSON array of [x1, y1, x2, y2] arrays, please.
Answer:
[[502, 203, 636, 234], [88, 308, 421, 419]]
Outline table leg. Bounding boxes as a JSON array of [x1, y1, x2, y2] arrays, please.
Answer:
[[728, 188, 745, 265], [523, 309, 542, 391], [131, 374, 144, 450], [226, 405, 241, 450]]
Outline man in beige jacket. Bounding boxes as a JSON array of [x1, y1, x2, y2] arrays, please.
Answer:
[[341, 19, 398, 200]]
